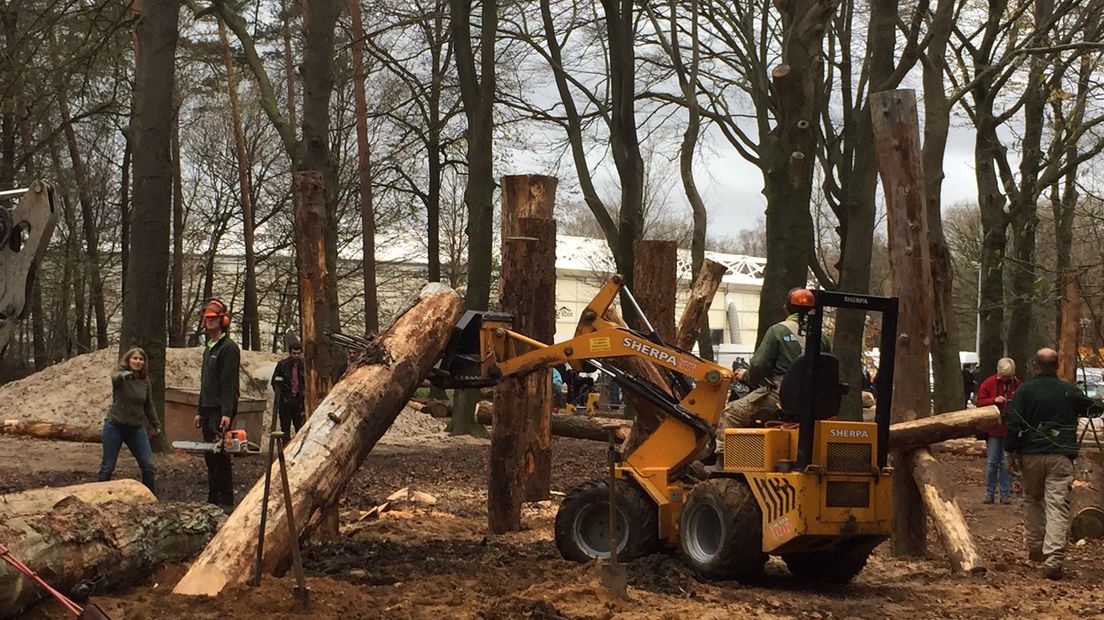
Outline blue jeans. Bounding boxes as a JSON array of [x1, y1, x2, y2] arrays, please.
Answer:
[[986, 435, 1011, 498], [98, 419, 156, 495]]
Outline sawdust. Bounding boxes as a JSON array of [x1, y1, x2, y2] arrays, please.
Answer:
[[0, 347, 280, 428]]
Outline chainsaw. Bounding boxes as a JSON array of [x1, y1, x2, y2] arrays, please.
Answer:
[[172, 429, 261, 455]]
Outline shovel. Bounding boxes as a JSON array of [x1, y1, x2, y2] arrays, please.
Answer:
[[600, 425, 628, 598]]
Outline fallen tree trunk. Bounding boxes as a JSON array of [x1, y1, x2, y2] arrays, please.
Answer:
[[174, 283, 462, 597], [0, 480, 153, 518], [908, 448, 986, 574], [888, 406, 1000, 453], [474, 401, 630, 442], [1071, 452, 1104, 541], [0, 496, 224, 618], [407, 397, 451, 418], [1, 419, 101, 443]]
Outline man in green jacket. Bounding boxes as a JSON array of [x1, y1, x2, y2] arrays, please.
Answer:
[[1006, 347, 1103, 579], [193, 298, 241, 510], [718, 288, 831, 433]]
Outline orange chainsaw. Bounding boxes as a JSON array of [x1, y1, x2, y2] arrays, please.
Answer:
[[172, 429, 261, 455]]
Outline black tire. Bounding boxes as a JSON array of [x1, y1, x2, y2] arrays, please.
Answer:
[[782, 544, 876, 584], [554, 478, 659, 563], [678, 478, 766, 582]]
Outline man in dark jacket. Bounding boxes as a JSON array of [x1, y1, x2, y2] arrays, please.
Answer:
[[717, 288, 831, 432], [271, 344, 306, 436], [1006, 347, 1103, 579], [193, 298, 241, 510]]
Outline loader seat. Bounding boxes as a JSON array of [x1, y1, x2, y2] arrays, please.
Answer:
[[778, 352, 847, 422]]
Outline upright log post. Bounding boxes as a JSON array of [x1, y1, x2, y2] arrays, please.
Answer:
[[871, 89, 934, 557], [1057, 270, 1080, 382], [497, 174, 557, 507], [632, 239, 678, 343]]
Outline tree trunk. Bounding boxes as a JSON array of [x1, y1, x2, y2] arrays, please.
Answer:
[[921, 0, 963, 415], [872, 89, 934, 558], [755, 0, 829, 344], [632, 239, 677, 342], [1057, 271, 1079, 382], [346, 0, 378, 334], [173, 284, 462, 596], [909, 448, 986, 574], [0, 497, 224, 618], [888, 406, 1000, 453], [169, 112, 185, 347], [495, 220, 556, 511], [975, 107, 1007, 374], [1, 419, 101, 443], [218, 18, 260, 351], [0, 480, 155, 518], [120, 0, 179, 452], [1071, 453, 1104, 541], [121, 134, 133, 302], [280, 0, 298, 129], [676, 259, 727, 351]]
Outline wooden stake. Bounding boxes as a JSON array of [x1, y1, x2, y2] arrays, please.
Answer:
[[632, 239, 678, 343], [1057, 270, 1080, 382], [871, 89, 935, 557], [909, 449, 986, 574], [675, 259, 728, 351]]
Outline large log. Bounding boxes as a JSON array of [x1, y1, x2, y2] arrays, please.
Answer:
[[888, 406, 1000, 452], [173, 283, 462, 596], [0, 496, 224, 618], [1071, 452, 1104, 541], [0, 480, 153, 518], [1, 419, 101, 443], [908, 449, 986, 574], [475, 401, 630, 442], [633, 239, 677, 343]]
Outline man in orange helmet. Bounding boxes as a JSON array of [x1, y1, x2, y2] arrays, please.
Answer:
[[718, 288, 830, 432], [194, 298, 241, 511]]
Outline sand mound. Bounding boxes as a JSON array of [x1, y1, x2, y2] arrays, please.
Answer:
[[0, 347, 449, 442], [0, 347, 280, 428]]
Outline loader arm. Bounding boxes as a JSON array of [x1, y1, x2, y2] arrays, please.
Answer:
[[439, 275, 733, 482], [0, 182, 58, 354]]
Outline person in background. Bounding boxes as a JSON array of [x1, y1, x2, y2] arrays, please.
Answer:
[[194, 298, 240, 510], [974, 357, 1021, 504], [271, 344, 306, 437], [97, 347, 160, 495], [962, 363, 978, 407], [1006, 348, 1103, 579]]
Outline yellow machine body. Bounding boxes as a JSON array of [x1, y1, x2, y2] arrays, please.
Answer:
[[722, 420, 892, 553]]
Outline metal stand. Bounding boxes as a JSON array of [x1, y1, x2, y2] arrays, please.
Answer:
[[250, 408, 310, 608]]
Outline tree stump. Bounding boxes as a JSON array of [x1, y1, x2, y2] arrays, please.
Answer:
[[1071, 452, 1104, 541]]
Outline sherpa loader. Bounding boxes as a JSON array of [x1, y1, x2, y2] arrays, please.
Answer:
[[431, 276, 898, 583]]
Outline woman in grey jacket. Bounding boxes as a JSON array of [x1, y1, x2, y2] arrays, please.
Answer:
[[97, 346, 160, 494]]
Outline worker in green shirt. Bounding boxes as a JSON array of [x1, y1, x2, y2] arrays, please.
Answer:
[[718, 288, 831, 433], [1005, 347, 1103, 580], [193, 298, 241, 510]]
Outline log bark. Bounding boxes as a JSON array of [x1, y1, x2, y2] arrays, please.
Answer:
[[675, 258, 728, 351], [873, 89, 935, 557], [632, 239, 677, 343], [475, 401, 631, 442], [908, 448, 986, 574], [0, 496, 224, 618], [173, 284, 463, 596], [0, 480, 154, 519], [1071, 452, 1104, 541], [888, 406, 1000, 453], [1, 419, 101, 443]]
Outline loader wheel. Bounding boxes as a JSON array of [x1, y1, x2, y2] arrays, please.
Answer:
[[554, 479, 658, 563], [679, 478, 766, 582], [782, 543, 876, 584]]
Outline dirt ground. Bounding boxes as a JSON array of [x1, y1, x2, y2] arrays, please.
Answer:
[[4, 424, 1104, 620]]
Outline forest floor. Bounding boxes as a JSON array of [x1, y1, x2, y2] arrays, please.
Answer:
[[4, 416, 1104, 620]]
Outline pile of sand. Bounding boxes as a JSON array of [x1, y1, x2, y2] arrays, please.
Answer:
[[0, 346, 449, 441], [0, 347, 280, 428]]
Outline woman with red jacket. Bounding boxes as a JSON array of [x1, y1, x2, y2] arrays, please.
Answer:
[[975, 357, 1022, 504]]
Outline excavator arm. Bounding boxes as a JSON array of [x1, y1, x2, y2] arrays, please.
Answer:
[[0, 182, 58, 354]]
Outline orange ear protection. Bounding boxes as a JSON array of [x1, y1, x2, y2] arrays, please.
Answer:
[[203, 298, 231, 329]]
